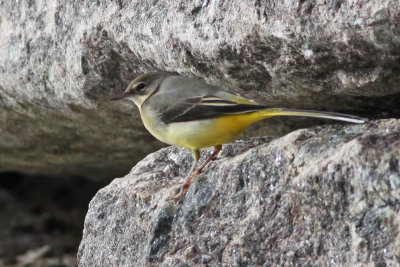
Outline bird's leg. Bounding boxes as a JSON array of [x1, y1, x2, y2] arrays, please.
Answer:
[[178, 150, 200, 185], [193, 145, 222, 176], [172, 149, 200, 200], [172, 145, 222, 200]]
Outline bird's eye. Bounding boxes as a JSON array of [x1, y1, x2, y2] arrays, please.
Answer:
[[136, 82, 146, 91]]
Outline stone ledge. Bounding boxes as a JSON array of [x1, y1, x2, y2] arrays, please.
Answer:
[[78, 119, 400, 266]]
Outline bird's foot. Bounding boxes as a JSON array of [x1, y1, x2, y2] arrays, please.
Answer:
[[170, 171, 201, 201], [171, 182, 190, 200]]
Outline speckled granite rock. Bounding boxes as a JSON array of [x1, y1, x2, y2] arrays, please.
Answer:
[[1, 1, 400, 179], [78, 119, 400, 266]]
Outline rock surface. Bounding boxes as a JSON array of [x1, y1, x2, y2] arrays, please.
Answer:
[[78, 119, 400, 266], [1, 1, 400, 179]]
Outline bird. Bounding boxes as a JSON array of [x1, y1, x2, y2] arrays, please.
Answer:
[[111, 72, 367, 200]]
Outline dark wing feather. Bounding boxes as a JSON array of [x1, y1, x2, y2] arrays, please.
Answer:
[[160, 95, 268, 123]]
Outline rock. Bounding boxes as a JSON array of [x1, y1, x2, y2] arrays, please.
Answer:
[[1, 1, 400, 179], [78, 119, 400, 266]]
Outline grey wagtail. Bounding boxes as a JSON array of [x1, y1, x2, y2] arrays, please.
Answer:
[[111, 72, 367, 200]]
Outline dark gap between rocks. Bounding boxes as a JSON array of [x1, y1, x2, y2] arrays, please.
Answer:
[[0, 171, 106, 266]]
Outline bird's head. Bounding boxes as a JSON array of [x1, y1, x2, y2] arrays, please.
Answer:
[[111, 72, 168, 107]]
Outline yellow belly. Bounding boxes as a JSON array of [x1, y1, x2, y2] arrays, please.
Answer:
[[142, 111, 267, 150]]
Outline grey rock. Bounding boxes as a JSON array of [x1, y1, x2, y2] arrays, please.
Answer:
[[78, 119, 400, 266], [1, 1, 400, 179]]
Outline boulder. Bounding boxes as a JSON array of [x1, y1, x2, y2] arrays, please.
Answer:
[[78, 119, 400, 266], [1, 0, 400, 179]]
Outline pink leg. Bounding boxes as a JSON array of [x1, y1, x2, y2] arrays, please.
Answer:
[[172, 145, 222, 200]]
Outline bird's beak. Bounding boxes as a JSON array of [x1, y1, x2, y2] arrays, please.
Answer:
[[110, 92, 130, 101]]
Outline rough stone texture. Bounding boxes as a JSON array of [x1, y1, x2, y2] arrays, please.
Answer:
[[78, 119, 400, 266], [1, 1, 400, 179]]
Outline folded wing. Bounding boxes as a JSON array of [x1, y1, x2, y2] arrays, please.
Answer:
[[160, 95, 268, 123]]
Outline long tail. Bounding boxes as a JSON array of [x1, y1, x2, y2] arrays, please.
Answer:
[[259, 108, 368, 124]]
